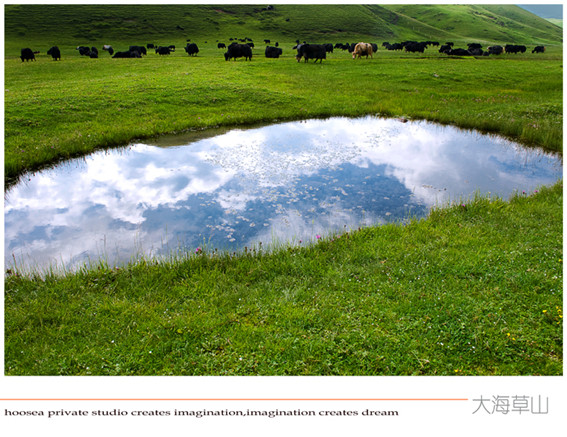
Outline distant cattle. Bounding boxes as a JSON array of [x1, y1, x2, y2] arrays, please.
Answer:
[[102, 45, 114, 55], [487, 45, 504, 55], [467, 43, 483, 56], [218, 42, 226, 49], [296, 43, 326, 63], [265, 45, 283, 58], [352, 42, 373, 59], [147, 43, 155, 49], [77, 46, 91, 56], [47, 46, 61, 60], [505, 44, 527, 54], [20, 48, 36, 62], [324, 43, 333, 53], [384, 42, 403, 51], [468, 47, 484, 56], [155, 46, 171, 55], [224, 43, 252, 61], [404, 41, 427, 53], [446, 48, 472, 56], [532, 45, 545, 54], [129, 46, 147, 55], [89, 47, 99, 58], [185, 43, 199, 56], [113, 50, 142, 58]]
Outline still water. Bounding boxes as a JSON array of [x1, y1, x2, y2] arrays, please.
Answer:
[[5, 116, 562, 273]]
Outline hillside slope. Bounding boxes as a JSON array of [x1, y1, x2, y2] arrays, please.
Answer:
[[4, 3, 562, 49], [385, 4, 563, 44]]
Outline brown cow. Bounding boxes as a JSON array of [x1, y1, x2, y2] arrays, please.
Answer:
[[352, 42, 373, 59]]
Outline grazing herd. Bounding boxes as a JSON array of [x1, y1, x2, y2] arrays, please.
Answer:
[[18, 39, 548, 64]]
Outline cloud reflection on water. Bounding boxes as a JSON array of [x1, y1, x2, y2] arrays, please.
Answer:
[[5, 116, 561, 273]]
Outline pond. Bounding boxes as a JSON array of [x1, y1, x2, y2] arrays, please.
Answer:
[[5, 116, 562, 273]]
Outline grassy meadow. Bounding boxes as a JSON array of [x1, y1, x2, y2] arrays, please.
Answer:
[[4, 43, 563, 185], [3, 4, 563, 375], [5, 183, 563, 375]]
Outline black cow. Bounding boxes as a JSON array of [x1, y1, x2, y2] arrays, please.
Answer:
[[224, 43, 252, 61], [439, 44, 452, 54], [20, 48, 36, 62], [296, 44, 326, 63], [218, 42, 226, 49], [265, 46, 283, 58], [129, 46, 147, 55], [76, 46, 98, 57], [467, 43, 483, 55], [532, 45, 545, 54], [505, 44, 527, 54], [487, 45, 504, 55], [113, 50, 141, 58], [385, 43, 403, 51], [447, 48, 472, 56], [324, 43, 333, 53], [77, 46, 91, 56], [185, 43, 199, 56], [47, 46, 61, 60], [155, 46, 171, 55], [468, 47, 484, 56], [168, 45, 176, 51], [404, 42, 427, 53], [147, 43, 155, 49]]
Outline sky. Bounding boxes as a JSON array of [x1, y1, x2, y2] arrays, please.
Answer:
[[518, 4, 563, 19]]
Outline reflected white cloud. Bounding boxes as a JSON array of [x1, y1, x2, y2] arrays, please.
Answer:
[[5, 116, 561, 273]]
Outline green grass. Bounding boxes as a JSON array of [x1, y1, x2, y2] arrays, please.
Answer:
[[4, 45, 563, 185], [5, 4, 562, 183], [5, 183, 562, 375], [3, 4, 563, 376]]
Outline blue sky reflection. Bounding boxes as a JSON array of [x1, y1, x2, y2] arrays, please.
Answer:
[[5, 116, 562, 273]]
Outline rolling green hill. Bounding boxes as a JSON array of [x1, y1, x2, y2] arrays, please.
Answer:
[[4, 3, 562, 54]]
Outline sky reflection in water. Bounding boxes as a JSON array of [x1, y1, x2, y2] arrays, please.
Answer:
[[5, 116, 562, 272]]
